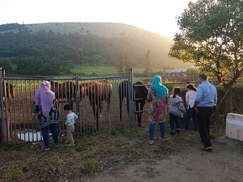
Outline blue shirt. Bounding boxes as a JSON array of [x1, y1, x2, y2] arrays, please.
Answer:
[[195, 81, 217, 107], [65, 112, 78, 126]]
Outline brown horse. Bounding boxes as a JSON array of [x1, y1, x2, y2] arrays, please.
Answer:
[[49, 80, 77, 106], [80, 79, 112, 130], [2, 82, 16, 111]]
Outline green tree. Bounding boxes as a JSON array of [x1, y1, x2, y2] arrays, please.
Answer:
[[48, 59, 62, 75], [116, 54, 124, 73], [124, 55, 132, 73], [0, 58, 14, 73], [61, 61, 75, 74], [169, 0, 243, 89], [15, 57, 43, 75], [144, 49, 153, 74]]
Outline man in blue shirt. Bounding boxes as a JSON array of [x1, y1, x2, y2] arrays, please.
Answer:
[[193, 73, 217, 152]]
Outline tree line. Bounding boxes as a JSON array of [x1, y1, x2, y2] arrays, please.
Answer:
[[0, 23, 182, 76]]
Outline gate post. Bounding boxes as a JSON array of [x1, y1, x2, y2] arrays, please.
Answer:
[[0, 68, 8, 144], [128, 69, 135, 127]]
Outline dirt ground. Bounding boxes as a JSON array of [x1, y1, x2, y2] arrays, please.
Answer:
[[87, 136, 243, 182]]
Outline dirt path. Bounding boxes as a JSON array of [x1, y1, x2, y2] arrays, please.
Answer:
[[88, 136, 243, 182]]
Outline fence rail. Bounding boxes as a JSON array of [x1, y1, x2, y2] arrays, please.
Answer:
[[1, 69, 243, 144], [0, 69, 135, 144]]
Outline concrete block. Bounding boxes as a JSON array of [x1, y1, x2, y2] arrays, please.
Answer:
[[226, 113, 243, 141]]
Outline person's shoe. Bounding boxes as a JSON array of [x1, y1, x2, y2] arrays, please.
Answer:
[[149, 140, 154, 145], [160, 138, 168, 142], [42, 146, 50, 151], [201, 147, 213, 152], [176, 130, 180, 133], [170, 132, 176, 136]]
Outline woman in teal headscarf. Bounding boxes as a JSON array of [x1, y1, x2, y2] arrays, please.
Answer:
[[147, 75, 168, 145]]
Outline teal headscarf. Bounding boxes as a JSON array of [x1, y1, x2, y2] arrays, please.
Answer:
[[151, 75, 168, 99]]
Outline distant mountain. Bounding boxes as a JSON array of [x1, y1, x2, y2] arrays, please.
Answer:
[[0, 22, 192, 75]]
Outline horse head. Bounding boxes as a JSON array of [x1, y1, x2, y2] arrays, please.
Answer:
[[134, 81, 149, 101]]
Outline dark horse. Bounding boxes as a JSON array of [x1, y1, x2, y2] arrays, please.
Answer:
[[118, 80, 148, 127], [80, 79, 112, 130], [49, 80, 77, 106]]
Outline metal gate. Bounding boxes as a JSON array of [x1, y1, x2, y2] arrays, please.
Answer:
[[0, 68, 135, 144]]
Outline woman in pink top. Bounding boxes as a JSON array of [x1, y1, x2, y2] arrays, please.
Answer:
[[147, 75, 168, 145], [32, 81, 59, 151], [185, 83, 198, 131]]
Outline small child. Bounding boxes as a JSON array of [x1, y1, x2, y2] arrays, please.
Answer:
[[64, 104, 78, 146], [168, 87, 186, 135]]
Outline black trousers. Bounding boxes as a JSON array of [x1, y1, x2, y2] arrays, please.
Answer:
[[197, 107, 214, 147]]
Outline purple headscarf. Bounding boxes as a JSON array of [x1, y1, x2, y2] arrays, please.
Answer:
[[34, 81, 55, 117]]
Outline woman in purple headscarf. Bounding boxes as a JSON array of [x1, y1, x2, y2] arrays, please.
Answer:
[[32, 81, 59, 151]]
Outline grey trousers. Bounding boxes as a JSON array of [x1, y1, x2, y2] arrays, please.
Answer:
[[67, 125, 75, 144]]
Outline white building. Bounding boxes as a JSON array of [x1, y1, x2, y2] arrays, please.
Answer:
[[164, 68, 188, 76]]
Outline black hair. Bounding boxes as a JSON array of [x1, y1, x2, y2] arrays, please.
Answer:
[[186, 83, 197, 91], [199, 73, 207, 80], [172, 87, 181, 98], [64, 104, 72, 111]]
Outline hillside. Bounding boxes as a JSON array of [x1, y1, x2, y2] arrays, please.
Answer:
[[0, 22, 192, 75]]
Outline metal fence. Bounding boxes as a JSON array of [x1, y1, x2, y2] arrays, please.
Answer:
[[0, 69, 135, 144], [1, 68, 242, 144]]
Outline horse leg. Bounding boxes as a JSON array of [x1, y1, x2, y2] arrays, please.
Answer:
[[119, 96, 123, 121], [105, 98, 111, 122], [90, 98, 99, 131], [7, 98, 12, 112], [138, 101, 146, 127], [126, 96, 130, 117], [96, 104, 100, 131], [135, 101, 140, 127], [90, 102, 97, 131]]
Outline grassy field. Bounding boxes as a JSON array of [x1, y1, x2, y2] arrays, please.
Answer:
[[71, 65, 146, 75], [70, 64, 165, 83], [0, 114, 239, 181]]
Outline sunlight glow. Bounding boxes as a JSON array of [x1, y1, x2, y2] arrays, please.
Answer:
[[0, 0, 197, 39]]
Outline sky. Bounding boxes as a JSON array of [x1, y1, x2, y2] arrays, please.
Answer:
[[0, 0, 197, 39]]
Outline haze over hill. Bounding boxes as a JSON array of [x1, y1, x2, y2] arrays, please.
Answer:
[[0, 22, 193, 75]]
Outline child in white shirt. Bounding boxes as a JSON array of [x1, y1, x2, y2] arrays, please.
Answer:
[[64, 104, 78, 146], [185, 83, 198, 131]]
